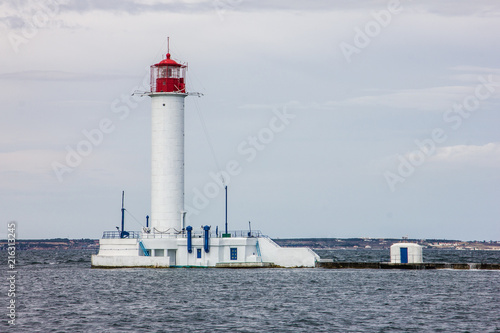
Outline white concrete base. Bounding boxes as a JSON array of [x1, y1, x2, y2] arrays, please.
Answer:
[[91, 235, 319, 268], [91, 255, 171, 268], [215, 262, 275, 268]]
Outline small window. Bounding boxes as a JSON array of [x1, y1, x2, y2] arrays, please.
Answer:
[[197, 248, 202, 259], [230, 248, 237, 260], [159, 67, 167, 78], [168, 67, 180, 78]]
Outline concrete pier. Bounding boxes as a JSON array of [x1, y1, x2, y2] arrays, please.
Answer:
[[317, 260, 500, 270]]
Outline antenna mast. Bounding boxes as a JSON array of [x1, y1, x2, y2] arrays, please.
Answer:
[[120, 191, 125, 237], [225, 185, 228, 235]]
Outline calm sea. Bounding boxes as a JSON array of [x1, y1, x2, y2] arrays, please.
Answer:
[[2, 249, 500, 332]]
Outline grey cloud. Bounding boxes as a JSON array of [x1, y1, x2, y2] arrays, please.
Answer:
[[421, 1, 500, 17], [0, 16, 26, 29], [56, 0, 212, 15], [2, 0, 499, 17], [0, 70, 135, 82]]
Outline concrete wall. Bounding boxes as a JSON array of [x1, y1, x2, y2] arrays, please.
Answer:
[[97, 238, 139, 256], [137, 236, 261, 267], [91, 255, 171, 268], [258, 237, 319, 267]]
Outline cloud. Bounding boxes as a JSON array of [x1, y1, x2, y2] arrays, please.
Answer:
[[0, 147, 142, 191], [1, 0, 499, 21], [430, 142, 500, 167], [238, 100, 331, 110], [449, 67, 500, 83], [419, 0, 500, 17], [0, 0, 212, 21], [0, 149, 57, 191], [0, 15, 25, 29], [451, 66, 500, 74], [58, 0, 500, 17], [371, 143, 500, 175], [0, 70, 134, 81], [335, 86, 474, 111], [242, 69, 500, 112], [330, 69, 500, 111]]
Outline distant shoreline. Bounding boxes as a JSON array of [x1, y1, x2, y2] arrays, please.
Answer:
[[1, 238, 499, 251]]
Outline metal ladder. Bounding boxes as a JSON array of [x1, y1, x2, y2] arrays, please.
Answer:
[[256, 239, 262, 261], [139, 241, 150, 256]]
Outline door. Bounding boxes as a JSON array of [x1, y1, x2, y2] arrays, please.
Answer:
[[400, 247, 408, 263], [167, 249, 176, 266]]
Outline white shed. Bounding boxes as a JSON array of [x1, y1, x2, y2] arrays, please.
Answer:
[[390, 243, 423, 263]]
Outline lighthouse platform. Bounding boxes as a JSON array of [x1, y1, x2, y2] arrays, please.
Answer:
[[91, 229, 319, 268]]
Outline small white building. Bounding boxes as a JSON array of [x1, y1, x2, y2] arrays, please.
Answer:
[[390, 243, 423, 264]]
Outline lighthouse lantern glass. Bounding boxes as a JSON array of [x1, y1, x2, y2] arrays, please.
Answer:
[[150, 56, 186, 93]]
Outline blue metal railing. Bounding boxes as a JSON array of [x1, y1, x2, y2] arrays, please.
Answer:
[[102, 231, 140, 239]]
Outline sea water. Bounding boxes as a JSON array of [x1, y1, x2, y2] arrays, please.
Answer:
[[2, 249, 500, 332]]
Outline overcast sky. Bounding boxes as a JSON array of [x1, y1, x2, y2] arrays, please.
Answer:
[[1, 0, 499, 240]]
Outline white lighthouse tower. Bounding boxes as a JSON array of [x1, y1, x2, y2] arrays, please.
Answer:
[[91, 43, 319, 268], [149, 50, 187, 234]]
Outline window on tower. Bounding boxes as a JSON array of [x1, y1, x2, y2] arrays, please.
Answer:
[[167, 67, 180, 78], [159, 67, 167, 78]]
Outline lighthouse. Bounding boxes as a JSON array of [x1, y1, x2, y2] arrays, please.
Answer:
[[91, 42, 319, 268], [149, 51, 187, 234]]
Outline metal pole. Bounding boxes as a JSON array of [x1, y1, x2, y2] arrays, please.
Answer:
[[225, 185, 228, 235], [121, 191, 125, 237]]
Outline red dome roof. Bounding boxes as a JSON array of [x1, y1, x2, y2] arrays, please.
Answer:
[[155, 53, 184, 67]]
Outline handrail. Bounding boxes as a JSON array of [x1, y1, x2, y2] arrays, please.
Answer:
[[102, 231, 140, 239], [102, 229, 265, 239], [220, 230, 265, 238]]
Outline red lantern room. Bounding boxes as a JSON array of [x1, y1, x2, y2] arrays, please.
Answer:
[[150, 52, 187, 93]]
